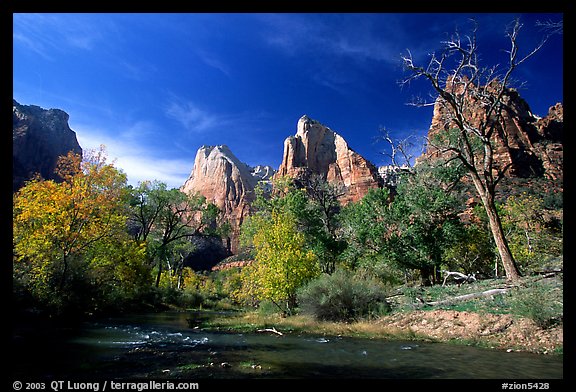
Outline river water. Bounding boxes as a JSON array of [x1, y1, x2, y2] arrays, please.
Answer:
[[12, 311, 563, 380]]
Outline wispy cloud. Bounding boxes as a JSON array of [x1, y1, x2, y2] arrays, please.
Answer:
[[117, 60, 158, 81], [13, 13, 116, 59], [256, 14, 404, 65], [165, 100, 219, 133], [197, 49, 232, 77], [73, 122, 194, 189], [248, 14, 410, 96]]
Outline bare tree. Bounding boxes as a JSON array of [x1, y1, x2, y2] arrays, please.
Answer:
[[400, 18, 560, 282], [376, 129, 420, 189], [377, 128, 418, 168]]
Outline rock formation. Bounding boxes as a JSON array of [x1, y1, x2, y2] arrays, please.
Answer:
[[185, 236, 234, 272], [422, 85, 562, 183], [533, 103, 563, 181], [276, 115, 383, 204], [180, 145, 274, 254], [13, 99, 82, 191], [211, 252, 254, 271]]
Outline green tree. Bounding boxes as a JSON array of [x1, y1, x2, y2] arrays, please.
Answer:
[[301, 174, 347, 274], [128, 182, 225, 288], [128, 180, 170, 244], [341, 164, 463, 286], [244, 175, 346, 274], [442, 217, 496, 277], [388, 165, 464, 285], [150, 189, 208, 288], [241, 212, 320, 314], [340, 187, 394, 273], [84, 237, 152, 311]]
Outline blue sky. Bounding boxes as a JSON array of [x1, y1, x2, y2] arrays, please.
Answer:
[[13, 13, 563, 189]]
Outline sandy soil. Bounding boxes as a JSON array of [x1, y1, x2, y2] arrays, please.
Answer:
[[378, 309, 563, 354]]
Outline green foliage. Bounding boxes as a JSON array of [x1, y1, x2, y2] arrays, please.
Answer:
[[301, 174, 347, 274], [297, 269, 391, 322], [128, 181, 222, 288], [339, 187, 392, 270], [390, 165, 465, 284], [85, 238, 153, 311], [243, 176, 346, 274], [257, 300, 282, 316], [500, 193, 563, 274], [443, 220, 496, 276], [542, 189, 563, 210], [507, 280, 563, 329], [340, 164, 464, 285]]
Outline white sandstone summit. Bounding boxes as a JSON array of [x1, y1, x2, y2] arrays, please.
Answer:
[[180, 145, 274, 253]]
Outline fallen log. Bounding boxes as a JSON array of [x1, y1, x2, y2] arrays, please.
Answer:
[[421, 288, 509, 307]]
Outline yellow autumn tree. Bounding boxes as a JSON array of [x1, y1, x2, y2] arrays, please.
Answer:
[[13, 147, 130, 311], [242, 212, 320, 314]]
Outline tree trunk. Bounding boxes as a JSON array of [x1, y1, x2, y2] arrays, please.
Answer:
[[59, 253, 69, 291], [420, 266, 433, 286], [476, 188, 522, 282], [155, 259, 163, 288], [155, 245, 165, 288]]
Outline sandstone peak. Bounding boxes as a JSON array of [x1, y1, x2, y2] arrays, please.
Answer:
[[181, 145, 258, 254], [297, 114, 320, 134], [277, 116, 382, 204]]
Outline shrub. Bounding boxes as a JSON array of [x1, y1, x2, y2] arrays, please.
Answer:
[[507, 280, 563, 329], [258, 300, 282, 316], [180, 291, 205, 309], [297, 269, 391, 322]]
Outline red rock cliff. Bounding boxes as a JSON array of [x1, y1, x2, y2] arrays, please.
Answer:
[[423, 84, 562, 182]]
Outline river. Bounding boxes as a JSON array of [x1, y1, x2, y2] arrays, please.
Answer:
[[12, 311, 563, 380]]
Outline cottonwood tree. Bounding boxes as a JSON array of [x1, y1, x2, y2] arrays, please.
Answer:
[[13, 148, 130, 310], [302, 174, 347, 274], [245, 176, 345, 274], [241, 211, 320, 314], [500, 193, 563, 273], [341, 164, 463, 286], [400, 18, 560, 281]]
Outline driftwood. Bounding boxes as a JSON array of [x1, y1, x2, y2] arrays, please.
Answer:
[[421, 288, 509, 307], [441, 270, 477, 287], [256, 327, 283, 336]]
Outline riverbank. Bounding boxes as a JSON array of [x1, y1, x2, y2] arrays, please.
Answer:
[[201, 307, 563, 355], [204, 274, 564, 355]]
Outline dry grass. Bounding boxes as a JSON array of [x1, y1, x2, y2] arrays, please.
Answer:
[[204, 311, 429, 342]]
